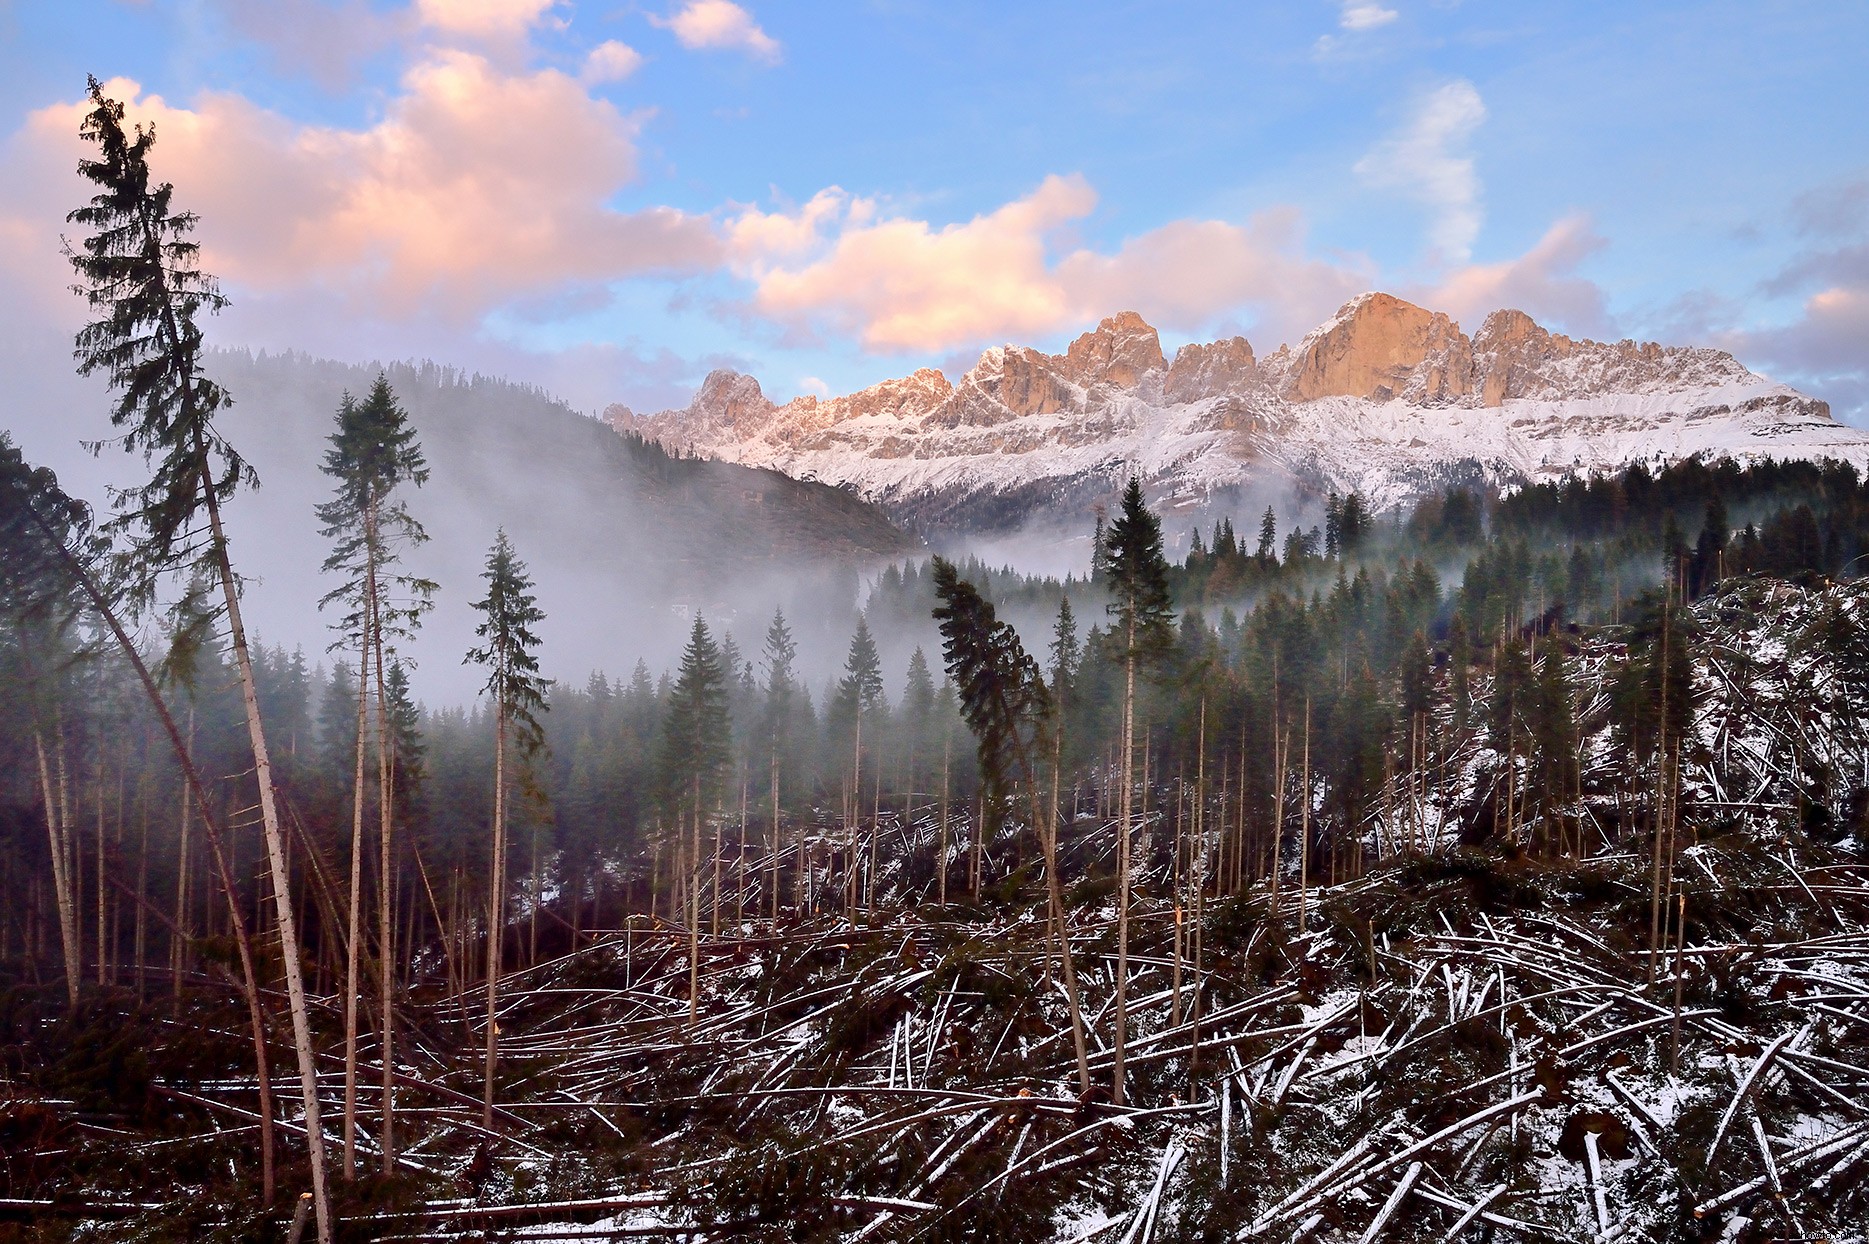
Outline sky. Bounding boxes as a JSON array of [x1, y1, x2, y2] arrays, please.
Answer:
[[1, 0, 1866, 427]]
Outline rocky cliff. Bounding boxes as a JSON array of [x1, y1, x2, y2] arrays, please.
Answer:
[[614, 294, 1857, 532]]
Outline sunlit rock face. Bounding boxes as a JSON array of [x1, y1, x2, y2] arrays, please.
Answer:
[[621, 293, 1856, 533]]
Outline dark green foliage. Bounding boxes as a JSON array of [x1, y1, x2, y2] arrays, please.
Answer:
[[1103, 478, 1175, 666], [659, 616, 733, 818], [66, 78, 245, 612], [465, 530, 549, 757], [314, 374, 434, 649], [931, 557, 1049, 811]]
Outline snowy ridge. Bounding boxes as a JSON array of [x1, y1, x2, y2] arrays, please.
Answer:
[[612, 293, 1864, 526]]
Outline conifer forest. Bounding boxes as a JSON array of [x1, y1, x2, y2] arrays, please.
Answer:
[[7, 81, 1869, 1244]]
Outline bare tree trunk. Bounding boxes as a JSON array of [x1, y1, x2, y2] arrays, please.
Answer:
[[938, 731, 950, 908], [202, 474, 327, 1238], [484, 712, 507, 1129], [96, 749, 107, 988], [689, 774, 701, 1028], [173, 712, 192, 1010], [342, 642, 369, 1180], [1297, 699, 1311, 930], [1112, 631, 1136, 1108], [1190, 699, 1207, 1089], [135, 767, 149, 1002], [1648, 608, 1670, 988], [369, 545, 398, 1174], [769, 750, 781, 923], [848, 700, 863, 916], [33, 731, 81, 1009], [1046, 727, 1090, 1094]]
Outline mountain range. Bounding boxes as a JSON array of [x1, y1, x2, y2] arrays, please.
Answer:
[[612, 292, 1869, 536]]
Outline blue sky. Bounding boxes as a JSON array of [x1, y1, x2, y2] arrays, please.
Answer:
[[2, 0, 1865, 419]]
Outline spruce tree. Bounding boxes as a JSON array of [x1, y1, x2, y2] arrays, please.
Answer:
[[1102, 477, 1174, 1106], [1049, 595, 1080, 697], [660, 616, 731, 1022], [903, 646, 937, 816], [464, 530, 548, 1125], [836, 615, 885, 911], [315, 374, 432, 1176], [759, 609, 797, 918], [930, 558, 1089, 1088], [65, 79, 331, 1237]]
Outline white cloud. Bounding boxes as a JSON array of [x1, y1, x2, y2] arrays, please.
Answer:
[[652, 0, 781, 63], [1340, 3, 1398, 31], [582, 40, 645, 84], [1355, 79, 1487, 262]]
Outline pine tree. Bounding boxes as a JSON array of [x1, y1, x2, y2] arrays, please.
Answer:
[[660, 616, 731, 1023], [1049, 595, 1080, 698], [835, 615, 885, 910], [902, 646, 937, 814], [758, 610, 797, 918], [464, 531, 548, 1126], [1101, 478, 1175, 1106], [1258, 506, 1278, 562], [315, 375, 432, 1177], [930, 558, 1089, 1089], [65, 79, 331, 1237]]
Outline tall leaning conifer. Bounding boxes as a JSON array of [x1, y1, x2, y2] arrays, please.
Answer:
[[65, 78, 332, 1242]]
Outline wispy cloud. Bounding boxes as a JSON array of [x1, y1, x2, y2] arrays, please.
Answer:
[[1355, 79, 1487, 262], [413, 0, 565, 41], [1340, 2, 1398, 31], [1425, 214, 1611, 336], [651, 0, 781, 64]]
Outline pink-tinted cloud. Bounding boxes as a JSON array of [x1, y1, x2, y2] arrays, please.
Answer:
[[733, 175, 1097, 352], [1056, 207, 1373, 349], [414, 0, 564, 40], [730, 176, 1374, 354], [4, 57, 719, 321], [582, 40, 646, 84], [652, 0, 781, 63], [1424, 214, 1612, 336], [1725, 180, 1869, 419]]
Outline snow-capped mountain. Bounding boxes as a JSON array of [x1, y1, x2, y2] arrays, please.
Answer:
[[610, 293, 1868, 531]]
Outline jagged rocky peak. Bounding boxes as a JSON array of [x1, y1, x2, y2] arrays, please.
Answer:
[[1166, 336, 1258, 403], [940, 345, 1078, 425], [1059, 310, 1167, 389], [1279, 293, 1766, 410], [1284, 292, 1473, 405]]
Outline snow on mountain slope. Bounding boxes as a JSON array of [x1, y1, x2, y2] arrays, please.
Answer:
[[611, 293, 1867, 529]]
